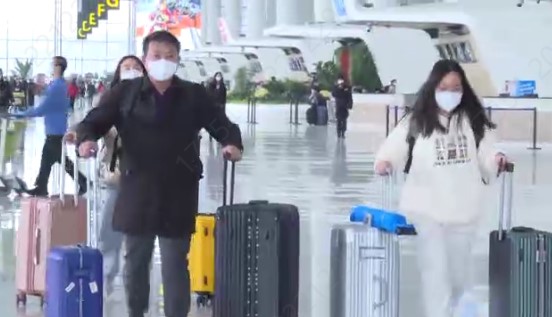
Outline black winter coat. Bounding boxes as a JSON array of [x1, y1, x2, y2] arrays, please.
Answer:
[[76, 76, 243, 237], [207, 82, 227, 107], [332, 85, 353, 119]]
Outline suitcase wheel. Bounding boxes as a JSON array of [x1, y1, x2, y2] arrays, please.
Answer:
[[196, 294, 213, 307], [16, 293, 27, 306]]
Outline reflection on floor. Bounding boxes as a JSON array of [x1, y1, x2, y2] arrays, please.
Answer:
[[1, 103, 552, 317]]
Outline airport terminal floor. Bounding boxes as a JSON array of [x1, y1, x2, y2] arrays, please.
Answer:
[[1, 103, 552, 317]]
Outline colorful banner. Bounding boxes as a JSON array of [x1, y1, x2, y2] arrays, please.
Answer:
[[504, 80, 537, 97], [77, 0, 121, 39], [135, 0, 202, 51]]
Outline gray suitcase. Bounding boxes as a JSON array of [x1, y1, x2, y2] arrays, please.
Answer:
[[489, 162, 552, 317], [330, 223, 400, 317]]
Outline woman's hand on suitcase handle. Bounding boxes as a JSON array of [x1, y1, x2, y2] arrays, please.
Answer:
[[375, 160, 392, 176], [495, 153, 509, 174]]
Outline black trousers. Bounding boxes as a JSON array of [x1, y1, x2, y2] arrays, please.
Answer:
[[35, 135, 87, 191], [69, 97, 75, 109], [336, 109, 349, 136]]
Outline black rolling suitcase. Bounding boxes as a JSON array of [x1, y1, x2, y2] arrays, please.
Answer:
[[213, 160, 300, 317], [489, 162, 552, 317]]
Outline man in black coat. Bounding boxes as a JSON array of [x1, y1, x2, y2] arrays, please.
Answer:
[[332, 76, 353, 138], [72, 31, 243, 317]]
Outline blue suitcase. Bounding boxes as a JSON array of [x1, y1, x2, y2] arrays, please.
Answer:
[[350, 205, 416, 235], [45, 245, 103, 317]]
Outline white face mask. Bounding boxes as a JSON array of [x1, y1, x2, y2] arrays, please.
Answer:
[[435, 90, 462, 112], [147, 59, 178, 81], [120, 69, 143, 81], [215, 76, 222, 81]]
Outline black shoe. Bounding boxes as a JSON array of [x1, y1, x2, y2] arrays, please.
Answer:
[[78, 183, 88, 196], [26, 187, 48, 197]]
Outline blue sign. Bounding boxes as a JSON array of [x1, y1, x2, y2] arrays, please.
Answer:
[[515, 80, 536, 97], [333, 0, 347, 17]]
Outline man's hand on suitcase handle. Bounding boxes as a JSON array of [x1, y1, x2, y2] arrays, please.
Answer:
[[495, 153, 509, 175], [78, 141, 98, 158], [222, 145, 242, 162]]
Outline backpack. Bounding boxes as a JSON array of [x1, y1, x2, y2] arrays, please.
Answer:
[[403, 121, 482, 174]]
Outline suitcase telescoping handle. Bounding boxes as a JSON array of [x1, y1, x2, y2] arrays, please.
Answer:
[[497, 162, 515, 241], [381, 172, 396, 210], [222, 158, 235, 206], [60, 137, 83, 207]]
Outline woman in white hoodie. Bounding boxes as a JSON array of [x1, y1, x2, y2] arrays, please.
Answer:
[[374, 60, 508, 317]]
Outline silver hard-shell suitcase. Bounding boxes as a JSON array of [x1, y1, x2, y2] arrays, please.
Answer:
[[330, 223, 400, 317], [330, 174, 401, 317]]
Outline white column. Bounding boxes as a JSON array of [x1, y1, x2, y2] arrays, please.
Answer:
[[246, 0, 266, 39], [276, 0, 302, 25], [223, 0, 242, 39], [266, 0, 277, 28], [314, 0, 335, 22], [200, 0, 209, 44], [208, 0, 222, 44], [301, 0, 314, 23]]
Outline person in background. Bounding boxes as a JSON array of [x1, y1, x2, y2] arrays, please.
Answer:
[[374, 60, 508, 317], [72, 31, 243, 317], [27, 78, 35, 106], [68, 78, 79, 110], [332, 76, 353, 138], [0, 69, 14, 108], [13, 56, 87, 196], [86, 80, 96, 107], [385, 79, 397, 94], [97, 80, 106, 94], [207, 72, 227, 112], [67, 55, 146, 298], [309, 86, 328, 126]]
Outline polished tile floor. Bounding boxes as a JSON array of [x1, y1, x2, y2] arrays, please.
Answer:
[[1, 103, 552, 317]]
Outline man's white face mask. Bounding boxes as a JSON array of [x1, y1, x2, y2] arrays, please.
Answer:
[[147, 59, 178, 81]]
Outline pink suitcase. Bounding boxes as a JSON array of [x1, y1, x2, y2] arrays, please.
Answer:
[[15, 142, 88, 307]]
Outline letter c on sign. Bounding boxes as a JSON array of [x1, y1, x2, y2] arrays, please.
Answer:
[[78, 28, 86, 38], [82, 21, 91, 32]]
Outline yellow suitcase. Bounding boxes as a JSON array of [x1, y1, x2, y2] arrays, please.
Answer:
[[188, 213, 215, 306]]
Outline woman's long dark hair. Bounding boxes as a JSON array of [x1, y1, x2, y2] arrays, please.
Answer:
[[110, 55, 146, 89], [409, 59, 495, 140]]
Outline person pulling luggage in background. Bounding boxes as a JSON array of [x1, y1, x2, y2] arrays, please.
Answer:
[[309, 86, 328, 126], [67, 55, 147, 299], [72, 31, 243, 317], [332, 76, 353, 138], [374, 60, 509, 317], [13, 56, 88, 196]]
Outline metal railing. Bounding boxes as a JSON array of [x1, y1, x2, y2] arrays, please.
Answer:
[[384, 105, 542, 150]]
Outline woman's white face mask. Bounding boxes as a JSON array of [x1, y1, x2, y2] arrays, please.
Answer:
[[120, 69, 143, 81], [435, 90, 463, 112]]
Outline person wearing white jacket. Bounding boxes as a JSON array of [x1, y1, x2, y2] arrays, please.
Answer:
[[374, 60, 509, 317]]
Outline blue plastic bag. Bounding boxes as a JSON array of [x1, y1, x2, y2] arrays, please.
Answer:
[[350, 205, 416, 235]]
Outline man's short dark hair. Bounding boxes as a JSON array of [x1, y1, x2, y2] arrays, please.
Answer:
[[142, 31, 181, 56], [53, 56, 68, 74]]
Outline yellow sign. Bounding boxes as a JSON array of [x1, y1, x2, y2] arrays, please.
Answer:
[[77, 0, 120, 39]]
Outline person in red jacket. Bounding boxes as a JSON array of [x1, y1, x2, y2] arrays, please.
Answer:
[[68, 78, 79, 110]]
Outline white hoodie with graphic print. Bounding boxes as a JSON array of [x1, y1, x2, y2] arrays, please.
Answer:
[[375, 114, 500, 224]]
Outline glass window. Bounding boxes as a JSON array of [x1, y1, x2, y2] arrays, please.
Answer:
[[460, 42, 476, 63], [0, 40, 6, 62], [80, 41, 108, 60], [436, 45, 448, 59], [107, 41, 131, 61], [61, 40, 84, 60], [452, 43, 466, 63], [445, 44, 457, 60]]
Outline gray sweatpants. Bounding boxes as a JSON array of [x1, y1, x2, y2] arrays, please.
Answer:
[[123, 234, 191, 317]]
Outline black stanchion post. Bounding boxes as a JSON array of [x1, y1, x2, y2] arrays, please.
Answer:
[[294, 100, 300, 125], [385, 104, 390, 136], [528, 107, 541, 150], [289, 99, 293, 124], [247, 97, 251, 123], [252, 98, 258, 124], [486, 107, 492, 121], [394, 105, 399, 126]]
